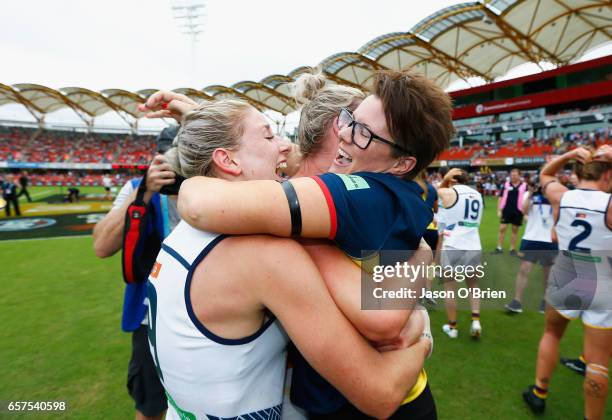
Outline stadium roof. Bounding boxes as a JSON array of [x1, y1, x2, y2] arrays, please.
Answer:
[[1, 0, 609, 123]]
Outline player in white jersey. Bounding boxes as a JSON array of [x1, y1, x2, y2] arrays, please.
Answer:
[[145, 99, 432, 420], [523, 145, 612, 420], [505, 184, 558, 314], [436, 168, 484, 339]]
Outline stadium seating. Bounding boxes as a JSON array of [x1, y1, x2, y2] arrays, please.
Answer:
[[438, 128, 609, 161], [0, 125, 609, 187], [19, 172, 130, 187], [0, 126, 156, 165]]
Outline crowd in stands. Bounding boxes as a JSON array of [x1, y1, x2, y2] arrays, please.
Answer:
[[26, 171, 131, 187], [1, 124, 610, 188], [2, 124, 610, 166], [453, 105, 609, 131], [0, 171, 133, 188], [438, 127, 610, 161], [0, 126, 156, 165]]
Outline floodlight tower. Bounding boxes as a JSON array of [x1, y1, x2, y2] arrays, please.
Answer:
[[172, 0, 206, 86]]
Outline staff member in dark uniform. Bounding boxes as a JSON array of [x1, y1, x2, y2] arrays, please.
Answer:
[[2, 174, 21, 217], [492, 168, 526, 256], [18, 171, 32, 202]]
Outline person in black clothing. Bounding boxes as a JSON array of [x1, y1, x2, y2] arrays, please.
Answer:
[[17, 171, 32, 202], [2, 174, 21, 217], [65, 187, 80, 203], [492, 168, 526, 255]]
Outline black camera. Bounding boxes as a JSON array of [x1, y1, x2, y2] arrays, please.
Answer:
[[156, 125, 183, 195], [157, 125, 180, 154], [159, 174, 185, 196]]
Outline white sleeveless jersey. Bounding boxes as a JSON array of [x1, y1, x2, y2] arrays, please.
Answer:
[[556, 189, 612, 252], [548, 189, 612, 314], [147, 221, 288, 420], [442, 185, 483, 250], [522, 193, 554, 243]]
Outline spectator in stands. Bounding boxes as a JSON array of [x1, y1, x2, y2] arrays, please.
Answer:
[[2, 173, 21, 217], [17, 171, 32, 202], [492, 168, 527, 255]]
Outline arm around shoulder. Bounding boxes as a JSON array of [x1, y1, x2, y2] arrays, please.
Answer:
[[177, 176, 331, 238], [244, 237, 428, 418]]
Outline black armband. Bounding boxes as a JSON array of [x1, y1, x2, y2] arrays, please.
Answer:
[[282, 180, 302, 237]]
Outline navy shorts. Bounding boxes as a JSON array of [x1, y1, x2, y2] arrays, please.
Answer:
[[519, 240, 558, 266]]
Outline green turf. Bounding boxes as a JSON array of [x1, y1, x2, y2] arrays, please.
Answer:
[[0, 196, 609, 419], [19, 186, 108, 203], [0, 236, 130, 419]]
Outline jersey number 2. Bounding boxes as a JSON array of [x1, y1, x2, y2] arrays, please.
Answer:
[[568, 219, 591, 252]]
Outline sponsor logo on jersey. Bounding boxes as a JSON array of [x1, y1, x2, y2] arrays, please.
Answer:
[[151, 262, 162, 279], [337, 174, 370, 191], [0, 218, 57, 232]]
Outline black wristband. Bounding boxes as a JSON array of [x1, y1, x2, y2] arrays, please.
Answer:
[[282, 181, 302, 237]]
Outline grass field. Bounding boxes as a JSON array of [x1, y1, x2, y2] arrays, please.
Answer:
[[0, 186, 112, 219], [0, 192, 609, 419]]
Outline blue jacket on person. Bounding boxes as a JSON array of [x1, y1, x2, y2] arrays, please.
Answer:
[[121, 178, 167, 332]]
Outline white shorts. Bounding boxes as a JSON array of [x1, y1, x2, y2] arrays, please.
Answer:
[[547, 252, 612, 329], [556, 308, 612, 329], [440, 246, 482, 268]]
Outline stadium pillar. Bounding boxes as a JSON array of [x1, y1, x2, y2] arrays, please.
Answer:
[[86, 118, 94, 134], [131, 119, 139, 136]]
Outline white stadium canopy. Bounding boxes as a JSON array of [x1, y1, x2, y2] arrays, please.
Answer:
[[0, 0, 609, 127]]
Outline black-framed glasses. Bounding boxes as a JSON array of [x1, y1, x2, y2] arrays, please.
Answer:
[[337, 108, 411, 154]]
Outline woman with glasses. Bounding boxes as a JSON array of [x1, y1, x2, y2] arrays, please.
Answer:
[[275, 72, 440, 420], [150, 70, 454, 419]]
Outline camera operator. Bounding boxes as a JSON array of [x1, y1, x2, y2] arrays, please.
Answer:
[[93, 126, 180, 420]]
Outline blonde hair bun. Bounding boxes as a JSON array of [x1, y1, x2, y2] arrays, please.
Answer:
[[293, 72, 328, 105]]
